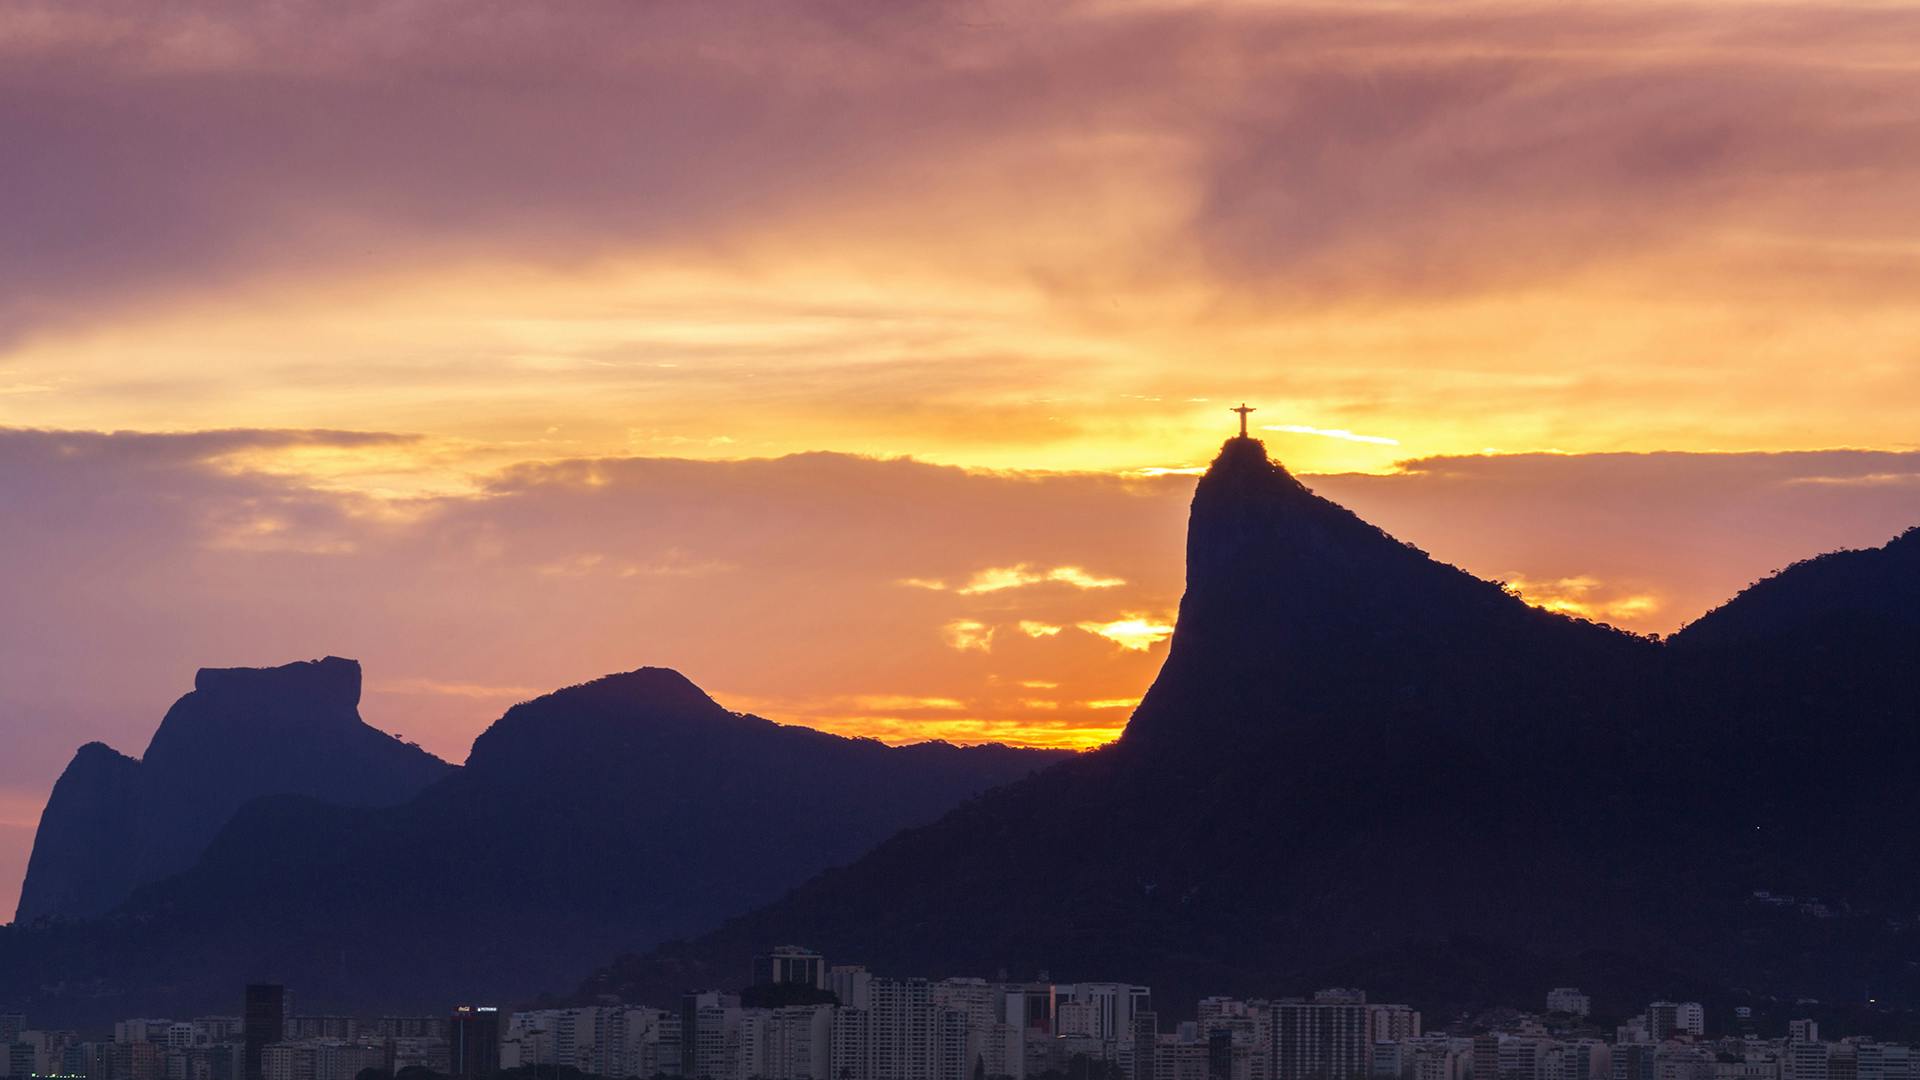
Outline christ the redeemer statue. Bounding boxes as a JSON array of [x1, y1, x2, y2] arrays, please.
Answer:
[[1232, 403, 1256, 438]]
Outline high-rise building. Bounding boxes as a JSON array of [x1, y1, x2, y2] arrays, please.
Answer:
[[99, 1039, 165, 1080], [1373, 1040, 1412, 1080], [1054, 985, 1153, 1046], [1059, 1002, 1098, 1040], [831, 1003, 873, 1080], [261, 1044, 314, 1080], [1829, 1045, 1859, 1080], [1648, 1006, 1679, 1043], [376, 1018, 451, 1041], [500, 1006, 677, 1078], [1674, 1005, 1705, 1039], [738, 1010, 774, 1080], [244, 986, 287, 1080], [1410, 1035, 1470, 1080], [932, 979, 1023, 1080], [629, 1006, 682, 1079], [1198, 1001, 1249, 1037], [259, 1041, 387, 1080], [1209, 1029, 1237, 1080], [767, 1005, 836, 1080], [1157, 1033, 1211, 1080], [1649, 1004, 1704, 1041], [1542, 1040, 1610, 1080], [681, 992, 742, 1080], [1613, 1044, 1657, 1080], [831, 968, 875, 1012], [1134, 1011, 1161, 1080], [869, 979, 941, 1080], [1497, 1039, 1544, 1080], [830, 978, 970, 1080], [1273, 1001, 1371, 1080], [935, 1009, 968, 1080], [162, 1021, 198, 1050], [1368, 1007, 1421, 1044], [1476, 1036, 1503, 1080], [392, 1037, 451, 1075], [1787, 1042, 1830, 1080], [997, 983, 1054, 1039], [1857, 1042, 1909, 1080], [116, 1020, 175, 1045], [188, 1042, 249, 1080], [313, 1043, 387, 1080], [288, 1018, 357, 1042], [8, 1040, 40, 1079], [755, 947, 828, 991], [196, 1017, 248, 1044], [1546, 992, 1592, 1019], [449, 1006, 502, 1080]]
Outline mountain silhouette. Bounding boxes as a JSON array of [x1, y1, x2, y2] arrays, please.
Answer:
[[15, 657, 450, 923], [0, 665, 1065, 1025], [580, 438, 1920, 1018], [1675, 526, 1920, 650]]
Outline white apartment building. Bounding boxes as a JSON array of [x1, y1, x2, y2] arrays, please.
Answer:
[[1054, 984, 1153, 1046], [1786, 1041, 1829, 1080], [1370, 1006, 1423, 1043], [1547, 991, 1593, 1019], [1273, 1000, 1372, 1080]]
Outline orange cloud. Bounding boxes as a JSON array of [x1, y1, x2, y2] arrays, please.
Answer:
[[851, 695, 967, 712], [370, 678, 544, 701], [1263, 424, 1400, 447], [908, 565, 1127, 595], [960, 565, 1125, 594], [942, 620, 996, 653], [1503, 575, 1663, 625], [1077, 616, 1176, 651], [795, 716, 1115, 752]]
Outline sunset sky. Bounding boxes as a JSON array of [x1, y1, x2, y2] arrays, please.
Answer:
[[4, 0, 1920, 912]]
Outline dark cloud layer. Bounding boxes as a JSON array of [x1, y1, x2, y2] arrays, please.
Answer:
[[6, 0, 1920, 340]]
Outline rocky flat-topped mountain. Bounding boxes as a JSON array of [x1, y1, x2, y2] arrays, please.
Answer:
[[16, 657, 450, 923]]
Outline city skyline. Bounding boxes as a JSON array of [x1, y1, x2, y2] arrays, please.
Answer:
[[1, 950, 1904, 1080]]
